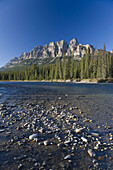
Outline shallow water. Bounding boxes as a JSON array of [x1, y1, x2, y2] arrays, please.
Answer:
[[0, 82, 113, 169]]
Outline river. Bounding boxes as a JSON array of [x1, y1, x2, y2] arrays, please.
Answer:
[[0, 82, 113, 169]]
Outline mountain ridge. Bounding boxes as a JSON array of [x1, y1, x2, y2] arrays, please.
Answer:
[[2, 38, 95, 70]]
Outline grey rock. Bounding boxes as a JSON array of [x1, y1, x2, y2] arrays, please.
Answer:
[[3, 38, 94, 69]]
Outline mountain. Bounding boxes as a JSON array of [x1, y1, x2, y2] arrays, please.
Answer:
[[1, 38, 94, 71]]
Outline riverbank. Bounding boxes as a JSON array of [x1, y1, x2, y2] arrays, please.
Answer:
[[0, 82, 113, 169], [0, 78, 113, 83]]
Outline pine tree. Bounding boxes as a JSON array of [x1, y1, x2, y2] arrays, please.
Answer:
[[92, 59, 97, 78], [67, 57, 71, 79], [25, 66, 29, 80], [80, 57, 84, 79], [35, 67, 38, 79], [84, 47, 90, 78], [50, 65, 54, 80], [74, 63, 80, 79], [109, 54, 112, 77], [106, 52, 110, 77], [45, 67, 49, 80], [63, 63, 67, 80], [55, 57, 62, 79], [97, 50, 102, 78], [62, 53, 66, 80], [70, 51, 74, 79], [101, 44, 107, 79]]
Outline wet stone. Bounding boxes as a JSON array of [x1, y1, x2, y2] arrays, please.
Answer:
[[64, 155, 71, 160], [0, 83, 112, 170], [43, 140, 49, 146], [91, 132, 99, 137], [75, 128, 84, 133], [81, 136, 88, 143], [29, 134, 38, 140], [88, 149, 96, 158], [98, 156, 105, 161], [18, 164, 23, 169]]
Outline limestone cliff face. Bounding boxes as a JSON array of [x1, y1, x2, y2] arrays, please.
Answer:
[[4, 38, 94, 68]]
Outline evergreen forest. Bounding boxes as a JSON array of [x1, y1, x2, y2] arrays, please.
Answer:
[[0, 46, 113, 82]]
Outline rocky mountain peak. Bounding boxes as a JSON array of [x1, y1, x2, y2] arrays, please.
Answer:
[[3, 38, 95, 69], [69, 38, 79, 47], [49, 42, 55, 46]]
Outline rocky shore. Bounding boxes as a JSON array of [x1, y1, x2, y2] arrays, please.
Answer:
[[1, 78, 113, 83], [0, 82, 113, 169]]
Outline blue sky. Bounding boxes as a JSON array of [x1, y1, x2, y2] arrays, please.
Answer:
[[0, 0, 113, 67]]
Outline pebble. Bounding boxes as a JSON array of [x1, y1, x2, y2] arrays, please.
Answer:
[[18, 164, 23, 169], [0, 93, 111, 169], [64, 155, 71, 160], [98, 156, 104, 161], [34, 162, 40, 167], [91, 132, 99, 137], [29, 134, 38, 140], [39, 128, 44, 133], [75, 128, 84, 133], [88, 149, 96, 158], [64, 140, 71, 145], [81, 136, 88, 143], [43, 140, 49, 146], [0, 129, 5, 133]]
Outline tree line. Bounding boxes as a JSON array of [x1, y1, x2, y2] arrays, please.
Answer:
[[0, 45, 113, 81]]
